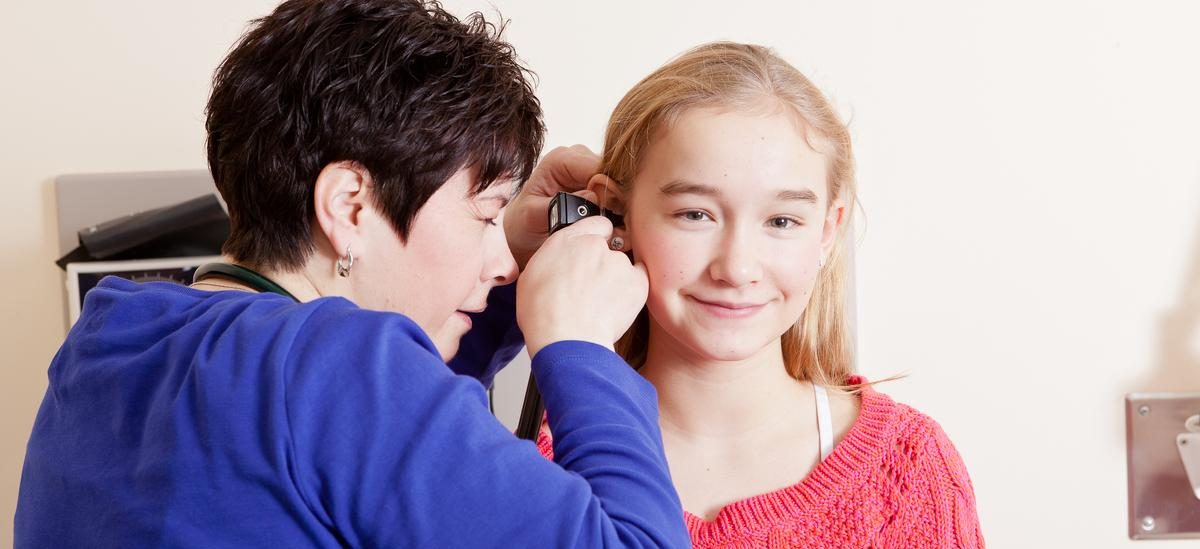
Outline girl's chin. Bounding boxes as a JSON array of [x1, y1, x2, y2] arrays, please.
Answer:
[[677, 336, 772, 363]]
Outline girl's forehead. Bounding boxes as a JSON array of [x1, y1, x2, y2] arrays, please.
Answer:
[[634, 109, 831, 201]]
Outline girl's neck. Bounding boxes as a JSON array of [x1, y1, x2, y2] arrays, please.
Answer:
[[639, 319, 810, 441]]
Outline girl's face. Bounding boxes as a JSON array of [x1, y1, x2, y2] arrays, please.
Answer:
[[624, 106, 844, 364]]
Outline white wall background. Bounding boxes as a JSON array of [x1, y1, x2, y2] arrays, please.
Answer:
[[3, 1, 1198, 547]]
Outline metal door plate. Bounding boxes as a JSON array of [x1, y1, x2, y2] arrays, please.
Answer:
[[1127, 393, 1200, 539]]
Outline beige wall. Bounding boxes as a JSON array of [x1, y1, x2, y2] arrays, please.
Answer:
[[3, 0, 1199, 546]]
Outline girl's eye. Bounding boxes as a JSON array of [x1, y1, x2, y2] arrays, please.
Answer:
[[677, 210, 712, 222], [768, 217, 803, 229]]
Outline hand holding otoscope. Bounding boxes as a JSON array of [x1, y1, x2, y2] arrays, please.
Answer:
[[515, 192, 642, 440]]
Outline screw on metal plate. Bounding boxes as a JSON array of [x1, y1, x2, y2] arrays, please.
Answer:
[[1142, 516, 1156, 532], [1139, 405, 1151, 416]]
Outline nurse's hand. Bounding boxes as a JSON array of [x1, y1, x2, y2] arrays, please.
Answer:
[[504, 145, 599, 271], [516, 216, 648, 357]]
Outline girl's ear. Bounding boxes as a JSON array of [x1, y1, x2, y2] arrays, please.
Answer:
[[585, 174, 631, 252], [820, 197, 847, 256], [585, 173, 627, 215]]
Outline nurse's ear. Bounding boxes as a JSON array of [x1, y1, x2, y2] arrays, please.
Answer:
[[312, 161, 370, 269], [584, 173, 631, 252]]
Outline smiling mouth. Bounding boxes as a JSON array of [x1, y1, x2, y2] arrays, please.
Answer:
[[689, 296, 767, 318]]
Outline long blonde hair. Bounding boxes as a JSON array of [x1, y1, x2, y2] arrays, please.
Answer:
[[605, 42, 858, 387]]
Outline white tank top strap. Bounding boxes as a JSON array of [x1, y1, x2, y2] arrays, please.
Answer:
[[813, 383, 834, 461]]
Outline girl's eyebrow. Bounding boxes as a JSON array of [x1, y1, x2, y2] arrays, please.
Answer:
[[659, 179, 720, 197], [660, 179, 818, 204], [777, 189, 818, 203]]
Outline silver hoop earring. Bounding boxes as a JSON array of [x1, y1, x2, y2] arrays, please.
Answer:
[[336, 245, 354, 278], [609, 236, 625, 251]]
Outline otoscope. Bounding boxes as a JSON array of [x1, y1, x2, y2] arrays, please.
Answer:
[[515, 192, 624, 441], [546, 191, 625, 233]]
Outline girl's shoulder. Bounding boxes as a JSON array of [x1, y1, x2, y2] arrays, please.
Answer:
[[851, 376, 977, 493], [849, 375, 949, 442]]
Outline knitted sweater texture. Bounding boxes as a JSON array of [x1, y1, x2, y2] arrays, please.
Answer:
[[537, 377, 984, 548]]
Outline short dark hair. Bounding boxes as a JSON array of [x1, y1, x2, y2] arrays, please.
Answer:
[[206, 0, 544, 270]]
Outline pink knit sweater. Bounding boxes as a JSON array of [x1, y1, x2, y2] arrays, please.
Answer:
[[536, 377, 984, 548]]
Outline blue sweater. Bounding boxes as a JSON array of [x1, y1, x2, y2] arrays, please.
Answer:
[[16, 278, 687, 548]]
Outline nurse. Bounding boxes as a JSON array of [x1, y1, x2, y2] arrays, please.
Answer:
[[14, 1, 686, 547]]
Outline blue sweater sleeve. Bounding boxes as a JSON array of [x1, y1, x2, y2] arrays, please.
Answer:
[[284, 304, 688, 548], [446, 283, 524, 387]]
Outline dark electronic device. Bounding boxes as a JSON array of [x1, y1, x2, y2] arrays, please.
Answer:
[[547, 192, 624, 234]]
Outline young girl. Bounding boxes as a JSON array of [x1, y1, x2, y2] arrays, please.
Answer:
[[537, 42, 984, 548]]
